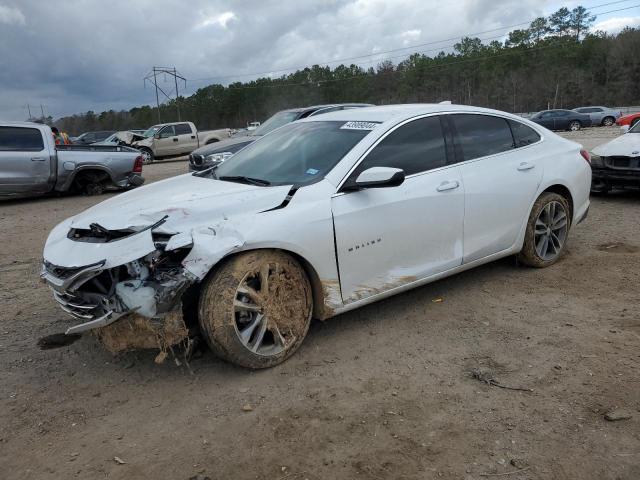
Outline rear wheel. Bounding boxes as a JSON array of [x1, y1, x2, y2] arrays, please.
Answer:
[[569, 121, 581, 131], [198, 250, 312, 369], [139, 147, 154, 164], [518, 192, 571, 268], [601, 116, 615, 127]]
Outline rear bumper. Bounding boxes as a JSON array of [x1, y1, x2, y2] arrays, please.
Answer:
[[115, 173, 145, 188]]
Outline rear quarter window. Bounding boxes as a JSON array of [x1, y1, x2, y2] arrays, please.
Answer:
[[0, 127, 45, 152], [509, 120, 541, 147]]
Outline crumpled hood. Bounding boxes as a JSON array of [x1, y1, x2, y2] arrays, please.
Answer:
[[592, 133, 640, 157], [69, 173, 292, 233]]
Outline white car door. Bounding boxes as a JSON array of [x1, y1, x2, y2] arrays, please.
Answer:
[[155, 125, 178, 156], [448, 114, 544, 263], [332, 116, 465, 304]]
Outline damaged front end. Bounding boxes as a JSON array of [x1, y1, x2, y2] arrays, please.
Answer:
[[41, 217, 196, 351]]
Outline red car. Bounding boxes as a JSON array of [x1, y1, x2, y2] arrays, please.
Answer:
[[616, 112, 640, 127]]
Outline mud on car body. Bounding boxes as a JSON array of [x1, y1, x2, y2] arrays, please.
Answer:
[[42, 104, 591, 369]]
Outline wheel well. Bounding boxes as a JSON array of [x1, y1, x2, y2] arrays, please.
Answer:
[[542, 184, 573, 220], [72, 168, 110, 186], [188, 248, 329, 324]]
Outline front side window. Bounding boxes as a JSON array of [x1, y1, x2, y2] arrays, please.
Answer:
[[159, 126, 176, 138], [0, 127, 44, 152], [175, 123, 192, 135], [509, 120, 541, 147], [351, 116, 446, 178], [210, 121, 370, 186], [451, 114, 514, 161]]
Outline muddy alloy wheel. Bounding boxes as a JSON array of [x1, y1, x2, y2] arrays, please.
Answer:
[[602, 116, 615, 127], [518, 192, 571, 268], [198, 250, 312, 369], [569, 121, 581, 131], [140, 148, 154, 164]]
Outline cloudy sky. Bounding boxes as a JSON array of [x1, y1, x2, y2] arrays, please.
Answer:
[[1, 0, 638, 121]]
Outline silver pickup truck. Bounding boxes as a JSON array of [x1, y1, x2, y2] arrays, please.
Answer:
[[0, 122, 144, 198]]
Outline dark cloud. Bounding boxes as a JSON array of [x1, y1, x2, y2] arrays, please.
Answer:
[[0, 0, 608, 121]]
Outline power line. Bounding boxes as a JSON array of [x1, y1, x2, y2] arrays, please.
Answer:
[[143, 66, 187, 122], [198, 3, 640, 92], [188, 0, 638, 83]]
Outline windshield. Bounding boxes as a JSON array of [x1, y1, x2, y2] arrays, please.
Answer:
[[102, 133, 118, 143], [250, 111, 300, 136], [211, 121, 370, 186], [142, 126, 161, 138]]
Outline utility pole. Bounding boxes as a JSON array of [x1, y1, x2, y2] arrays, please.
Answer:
[[40, 104, 45, 120], [26, 104, 32, 120], [144, 67, 186, 124]]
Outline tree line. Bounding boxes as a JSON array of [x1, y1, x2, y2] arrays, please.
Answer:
[[54, 6, 640, 135]]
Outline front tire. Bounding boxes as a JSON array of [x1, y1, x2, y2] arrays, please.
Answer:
[[518, 192, 571, 268], [569, 121, 581, 131], [198, 250, 312, 369], [139, 147, 154, 164]]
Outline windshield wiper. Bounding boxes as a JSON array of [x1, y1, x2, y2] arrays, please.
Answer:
[[218, 175, 271, 186]]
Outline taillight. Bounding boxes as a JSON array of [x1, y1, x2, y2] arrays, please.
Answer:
[[580, 149, 590, 164], [133, 155, 143, 173]]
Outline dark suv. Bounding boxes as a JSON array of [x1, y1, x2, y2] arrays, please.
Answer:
[[189, 104, 373, 171]]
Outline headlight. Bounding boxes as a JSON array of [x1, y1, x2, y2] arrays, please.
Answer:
[[590, 154, 604, 167], [204, 152, 234, 164]]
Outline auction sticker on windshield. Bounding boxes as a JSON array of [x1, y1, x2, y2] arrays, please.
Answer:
[[340, 121, 380, 130]]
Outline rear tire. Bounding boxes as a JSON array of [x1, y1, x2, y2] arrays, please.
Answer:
[[198, 250, 312, 369], [518, 192, 571, 268], [601, 116, 615, 127], [569, 121, 581, 131]]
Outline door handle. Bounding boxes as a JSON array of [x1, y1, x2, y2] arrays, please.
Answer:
[[190, 135, 196, 139], [517, 162, 535, 171], [172, 138, 179, 142], [31, 156, 46, 162], [436, 180, 460, 192]]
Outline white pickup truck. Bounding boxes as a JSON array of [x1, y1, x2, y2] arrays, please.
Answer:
[[0, 122, 144, 198], [130, 121, 231, 163]]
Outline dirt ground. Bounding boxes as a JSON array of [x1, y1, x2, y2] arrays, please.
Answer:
[[1, 127, 638, 480]]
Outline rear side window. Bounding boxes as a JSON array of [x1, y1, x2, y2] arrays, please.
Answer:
[[451, 114, 514, 161], [0, 127, 45, 152], [509, 120, 541, 147], [353, 116, 446, 176], [175, 123, 192, 135]]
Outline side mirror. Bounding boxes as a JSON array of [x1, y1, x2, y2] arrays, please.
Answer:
[[620, 125, 630, 134], [352, 167, 405, 190]]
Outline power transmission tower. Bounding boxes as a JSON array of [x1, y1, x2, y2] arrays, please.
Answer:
[[143, 67, 186, 123]]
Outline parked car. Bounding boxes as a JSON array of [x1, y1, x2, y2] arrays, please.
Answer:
[[73, 131, 116, 145], [246, 121, 261, 131], [189, 103, 373, 171], [590, 120, 640, 193], [572, 106, 621, 126], [616, 112, 640, 128], [129, 122, 231, 163], [0, 122, 144, 198], [530, 109, 592, 131], [41, 104, 591, 368]]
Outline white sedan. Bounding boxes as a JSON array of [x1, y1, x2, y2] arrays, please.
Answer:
[[41, 104, 591, 368]]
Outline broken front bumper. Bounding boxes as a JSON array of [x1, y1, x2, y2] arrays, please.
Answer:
[[41, 223, 194, 336]]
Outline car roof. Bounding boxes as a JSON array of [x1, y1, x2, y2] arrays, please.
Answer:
[[280, 103, 373, 114], [297, 103, 522, 123], [0, 121, 49, 128]]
